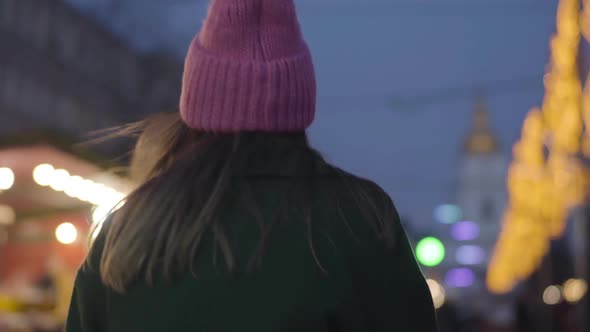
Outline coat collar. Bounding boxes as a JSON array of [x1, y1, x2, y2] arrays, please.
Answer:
[[240, 147, 333, 178]]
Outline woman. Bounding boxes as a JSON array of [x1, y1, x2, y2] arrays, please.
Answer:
[[66, 0, 438, 331]]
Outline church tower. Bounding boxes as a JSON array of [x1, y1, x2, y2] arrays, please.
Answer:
[[458, 95, 506, 238], [451, 94, 511, 323]]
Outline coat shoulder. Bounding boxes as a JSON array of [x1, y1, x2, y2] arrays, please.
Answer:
[[322, 164, 395, 208]]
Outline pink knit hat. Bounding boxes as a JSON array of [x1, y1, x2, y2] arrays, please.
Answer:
[[179, 0, 316, 132]]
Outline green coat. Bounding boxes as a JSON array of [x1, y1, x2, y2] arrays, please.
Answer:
[[66, 152, 438, 332]]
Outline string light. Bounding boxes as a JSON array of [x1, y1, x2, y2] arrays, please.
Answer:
[[0, 167, 15, 191], [49, 169, 71, 192], [90, 200, 125, 241], [32, 164, 55, 186], [64, 175, 85, 199], [31, 163, 127, 243], [55, 222, 78, 245], [487, 0, 590, 294], [32, 163, 127, 207]]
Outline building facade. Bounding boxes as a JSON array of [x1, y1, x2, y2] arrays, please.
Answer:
[[0, 0, 182, 138], [433, 96, 512, 324], [457, 97, 507, 267], [0, 3, 182, 329], [456, 97, 511, 323]]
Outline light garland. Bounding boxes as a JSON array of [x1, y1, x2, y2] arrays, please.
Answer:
[[32, 163, 125, 207], [0, 167, 15, 191], [32, 163, 127, 237], [487, 0, 590, 294]]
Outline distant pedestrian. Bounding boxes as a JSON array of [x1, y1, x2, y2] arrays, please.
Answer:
[[65, 0, 438, 331]]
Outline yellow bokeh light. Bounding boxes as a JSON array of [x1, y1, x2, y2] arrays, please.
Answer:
[[487, 0, 590, 294], [0, 167, 15, 191], [426, 279, 446, 309], [49, 169, 71, 192], [64, 175, 85, 199], [91, 200, 125, 242], [32, 164, 55, 186], [543, 285, 563, 305], [563, 278, 588, 303], [92, 204, 113, 226], [0, 205, 16, 226], [55, 222, 78, 245], [32, 165, 128, 216], [76, 179, 98, 202]]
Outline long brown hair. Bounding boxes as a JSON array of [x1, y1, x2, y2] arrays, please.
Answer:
[[91, 112, 395, 292]]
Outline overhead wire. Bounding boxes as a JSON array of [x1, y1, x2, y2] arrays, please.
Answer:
[[386, 74, 544, 111]]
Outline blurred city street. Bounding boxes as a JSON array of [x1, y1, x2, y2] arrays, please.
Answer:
[[1, 0, 590, 331]]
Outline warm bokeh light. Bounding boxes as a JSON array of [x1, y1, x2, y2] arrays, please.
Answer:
[[416, 237, 446, 267], [488, 0, 590, 293], [92, 204, 112, 225], [0, 167, 15, 190], [32, 163, 55, 186], [66, 178, 124, 206], [426, 279, 446, 309], [64, 175, 85, 199], [563, 278, 587, 303], [49, 169, 71, 192], [434, 204, 462, 224], [55, 222, 78, 245], [91, 200, 125, 241], [77, 179, 100, 203], [0, 205, 16, 226], [543, 285, 563, 305], [32, 164, 127, 210]]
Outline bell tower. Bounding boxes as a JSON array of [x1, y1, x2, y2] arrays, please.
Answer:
[[458, 95, 506, 230]]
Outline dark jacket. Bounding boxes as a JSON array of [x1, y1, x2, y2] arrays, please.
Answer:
[[65, 151, 438, 332]]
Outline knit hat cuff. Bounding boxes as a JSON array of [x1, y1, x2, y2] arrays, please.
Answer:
[[180, 38, 316, 132]]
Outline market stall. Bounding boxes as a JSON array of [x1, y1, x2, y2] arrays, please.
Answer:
[[0, 143, 130, 331]]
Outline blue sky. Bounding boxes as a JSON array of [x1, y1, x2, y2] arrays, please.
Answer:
[[71, 0, 557, 229]]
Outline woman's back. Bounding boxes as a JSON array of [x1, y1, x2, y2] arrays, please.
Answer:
[[65, 0, 438, 330], [67, 147, 436, 331]]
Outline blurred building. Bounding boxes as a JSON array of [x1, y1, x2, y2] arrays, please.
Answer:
[[458, 97, 507, 254], [0, 0, 182, 137], [0, 1, 182, 330], [432, 96, 512, 325]]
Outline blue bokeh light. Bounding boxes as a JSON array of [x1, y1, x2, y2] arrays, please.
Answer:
[[445, 268, 476, 288], [434, 204, 462, 224]]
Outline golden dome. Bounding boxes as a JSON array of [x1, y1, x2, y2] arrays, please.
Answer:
[[464, 96, 500, 154]]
